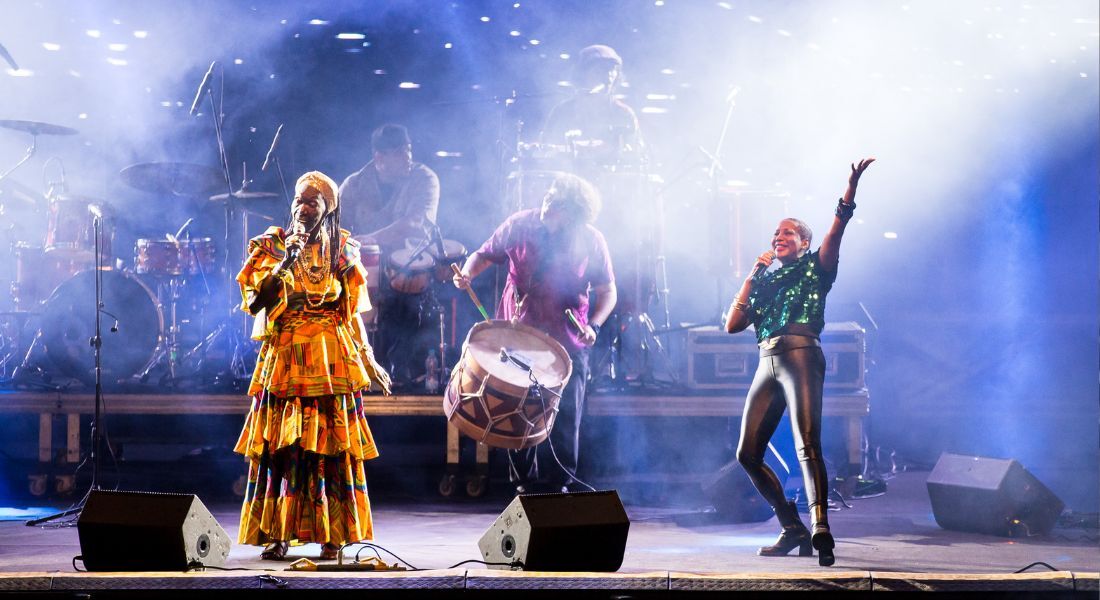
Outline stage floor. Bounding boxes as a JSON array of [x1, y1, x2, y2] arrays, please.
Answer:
[[0, 472, 1096, 596]]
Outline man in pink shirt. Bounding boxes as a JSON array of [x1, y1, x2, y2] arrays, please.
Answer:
[[454, 173, 617, 493]]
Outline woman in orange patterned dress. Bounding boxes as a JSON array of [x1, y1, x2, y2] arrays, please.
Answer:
[[234, 171, 391, 560]]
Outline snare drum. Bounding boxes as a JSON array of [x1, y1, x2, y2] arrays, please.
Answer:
[[443, 320, 572, 450], [386, 246, 434, 295], [359, 243, 381, 326], [135, 238, 216, 276], [134, 239, 182, 276]]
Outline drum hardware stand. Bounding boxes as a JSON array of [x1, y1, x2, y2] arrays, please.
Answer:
[[134, 222, 219, 386], [0, 130, 39, 186], [26, 214, 112, 526], [590, 163, 678, 391], [406, 237, 449, 393], [134, 277, 183, 385]]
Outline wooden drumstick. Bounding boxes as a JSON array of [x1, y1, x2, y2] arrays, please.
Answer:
[[451, 263, 491, 322], [564, 308, 587, 336]]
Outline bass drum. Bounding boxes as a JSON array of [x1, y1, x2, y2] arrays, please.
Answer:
[[443, 320, 572, 450], [42, 270, 163, 384]]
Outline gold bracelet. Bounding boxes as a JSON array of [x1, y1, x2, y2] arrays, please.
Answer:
[[732, 300, 750, 313]]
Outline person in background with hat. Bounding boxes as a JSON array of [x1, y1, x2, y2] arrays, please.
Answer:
[[339, 123, 440, 250], [340, 124, 442, 390], [541, 44, 644, 164], [234, 171, 391, 561]]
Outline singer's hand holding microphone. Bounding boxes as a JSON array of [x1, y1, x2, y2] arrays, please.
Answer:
[[278, 220, 309, 274], [749, 250, 776, 281]]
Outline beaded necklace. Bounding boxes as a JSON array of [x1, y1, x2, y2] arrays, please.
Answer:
[[293, 240, 334, 307]]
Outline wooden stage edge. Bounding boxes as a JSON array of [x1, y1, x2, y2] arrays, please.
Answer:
[[0, 569, 1096, 594], [0, 390, 871, 467]]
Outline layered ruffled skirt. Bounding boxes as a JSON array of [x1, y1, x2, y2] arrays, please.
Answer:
[[235, 312, 381, 546]]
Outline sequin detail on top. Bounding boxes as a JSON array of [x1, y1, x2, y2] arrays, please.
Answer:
[[747, 250, 836, 342]]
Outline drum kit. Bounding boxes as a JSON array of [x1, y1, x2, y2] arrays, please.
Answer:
[[0, 119, 281, 389]]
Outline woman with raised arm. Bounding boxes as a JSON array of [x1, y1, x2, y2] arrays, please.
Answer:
[[724, 158, 875, 567]]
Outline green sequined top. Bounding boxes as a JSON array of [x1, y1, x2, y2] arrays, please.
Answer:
[[747, 250, 836, 343]]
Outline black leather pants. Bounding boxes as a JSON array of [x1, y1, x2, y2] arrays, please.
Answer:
[[736, 338, 830, 528]]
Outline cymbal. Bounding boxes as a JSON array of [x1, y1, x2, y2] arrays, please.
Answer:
[[0, 119, 78, 136], [120, 162, 224, 196], [209, 190, 280, 202]]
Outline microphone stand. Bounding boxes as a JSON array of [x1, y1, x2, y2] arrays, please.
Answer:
[[707, 91, 739, 319], [203, 67, 254, 386], [26, 215, 108, 526]]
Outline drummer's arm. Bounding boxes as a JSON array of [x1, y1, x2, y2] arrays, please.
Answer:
[[589, 282, 617, 328], [360, 221, 418, 248], [367, 167, 440, 244], [454, 250, 494, 286]]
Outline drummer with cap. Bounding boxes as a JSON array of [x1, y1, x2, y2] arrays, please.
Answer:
[[338, 123, 440, 249], [454, 172, 616, 494], [541, 44, 644, 165]]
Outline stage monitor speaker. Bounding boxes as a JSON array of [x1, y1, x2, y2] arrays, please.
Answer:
[[478, 490, 629, 572], [77, 490, 231, 571], [926, 453, 1064, 537], [701, 460, 774, 523]]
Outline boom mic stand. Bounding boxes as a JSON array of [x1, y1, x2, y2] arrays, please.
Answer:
[[195, 64, 255, 387], [26, 214, 110, 526]]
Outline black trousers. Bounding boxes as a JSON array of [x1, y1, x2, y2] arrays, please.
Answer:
[[736, 340, 830, 525], [508, 348, 590, 489]]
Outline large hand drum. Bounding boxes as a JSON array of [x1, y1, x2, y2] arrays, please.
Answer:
[[444, 320, 573, 450]]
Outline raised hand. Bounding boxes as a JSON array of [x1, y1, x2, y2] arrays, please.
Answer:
[[849, 157, 875, 188]]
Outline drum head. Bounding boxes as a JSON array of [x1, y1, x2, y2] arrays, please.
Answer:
[[388, 246, 434, 270], [467, 320, 571, 389], [42, 270, 162, 383]]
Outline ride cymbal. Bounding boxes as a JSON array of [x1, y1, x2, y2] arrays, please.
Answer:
[[120, 162, 225, 196], [208, 190, 280, 202], [0, 120, 78, 136]]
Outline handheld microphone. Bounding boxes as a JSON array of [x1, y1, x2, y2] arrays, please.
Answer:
[[752, 250, 775, 280], [277, 219, 309, 276], [260, 124, 284, 172], [286, 220, 307, 263], [188, 61, 218, 116]]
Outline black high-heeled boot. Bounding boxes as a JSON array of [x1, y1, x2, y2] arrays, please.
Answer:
[[757, 501, 812, 557], [810, 503, 835, 567]]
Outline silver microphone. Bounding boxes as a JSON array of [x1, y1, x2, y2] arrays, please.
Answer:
[[285, 219, 307, 264]]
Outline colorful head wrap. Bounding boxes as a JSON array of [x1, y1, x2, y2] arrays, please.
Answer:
[[295, 171, 340, 215]]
